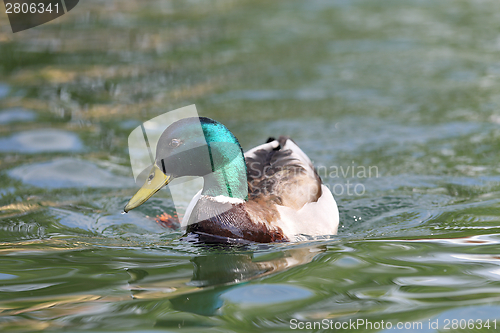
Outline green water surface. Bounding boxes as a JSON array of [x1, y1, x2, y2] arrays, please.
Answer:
[[1, 0, 500, 332]]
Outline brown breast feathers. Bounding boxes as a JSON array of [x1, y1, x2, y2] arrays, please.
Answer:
[[186, 196, 288, 243]]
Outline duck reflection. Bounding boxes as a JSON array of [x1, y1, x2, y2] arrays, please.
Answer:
[[127, 244, 325, 316]]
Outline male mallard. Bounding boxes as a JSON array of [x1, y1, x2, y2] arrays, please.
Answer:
[[124, 117, 339, 243]]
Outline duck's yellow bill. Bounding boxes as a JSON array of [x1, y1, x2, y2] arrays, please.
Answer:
[[124, 164, 172, 212]]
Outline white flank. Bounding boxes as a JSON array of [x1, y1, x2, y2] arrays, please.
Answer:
[[274, 185, 339, 240]]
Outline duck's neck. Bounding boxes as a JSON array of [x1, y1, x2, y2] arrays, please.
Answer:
[[201, 153, 248, 201]]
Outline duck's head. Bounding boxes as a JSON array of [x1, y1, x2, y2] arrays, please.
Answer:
[[124, 117, 247, 212]]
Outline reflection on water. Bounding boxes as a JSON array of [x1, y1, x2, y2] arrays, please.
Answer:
[[0, 237, 499, 330], [129, 246, 322, 316]]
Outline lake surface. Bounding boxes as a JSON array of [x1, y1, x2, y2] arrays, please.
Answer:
[[1, 0, 500, 331]]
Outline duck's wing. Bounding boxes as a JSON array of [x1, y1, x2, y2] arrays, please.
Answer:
[[244, 136, 321, 209], [244, 137, 339, 240]]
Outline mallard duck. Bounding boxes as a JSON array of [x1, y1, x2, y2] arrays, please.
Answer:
[[124, 117, 339, 243]]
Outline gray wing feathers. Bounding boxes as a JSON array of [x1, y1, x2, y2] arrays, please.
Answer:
[[244, 137, 322, 207]]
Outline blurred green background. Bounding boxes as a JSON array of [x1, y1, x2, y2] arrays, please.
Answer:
[[1, 0, 500, 332]]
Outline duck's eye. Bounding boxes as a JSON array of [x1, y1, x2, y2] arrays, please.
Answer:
[[170, 138, 182, 148]]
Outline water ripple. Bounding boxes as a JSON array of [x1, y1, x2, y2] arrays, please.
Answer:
[[0, 108, 36, 124], [8, 158, 134, 188], [0, 83, 9, 99], [0, 129, 83, 153]]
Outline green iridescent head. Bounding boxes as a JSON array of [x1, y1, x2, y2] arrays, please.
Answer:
[[125, 117, 248, 212]]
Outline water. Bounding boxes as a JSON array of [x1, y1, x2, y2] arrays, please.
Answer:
[[1, 0, 500, 331]]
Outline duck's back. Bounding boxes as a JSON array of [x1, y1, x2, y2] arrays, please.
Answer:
[[244, 137, 339, 240], [245, 137, 321, 208]]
